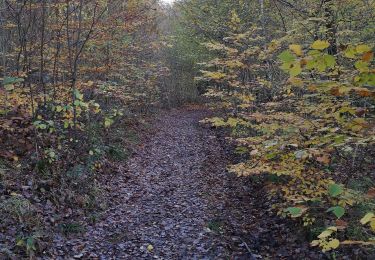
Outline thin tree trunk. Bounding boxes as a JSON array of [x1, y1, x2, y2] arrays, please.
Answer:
[[40, 0, 47, 107], [324, 0, 337, 55]]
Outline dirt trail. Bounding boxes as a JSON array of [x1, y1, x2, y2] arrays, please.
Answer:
[[49, 107, 318, 259]]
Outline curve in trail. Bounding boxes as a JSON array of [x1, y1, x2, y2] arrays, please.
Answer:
[[60, 107, 248, 259]]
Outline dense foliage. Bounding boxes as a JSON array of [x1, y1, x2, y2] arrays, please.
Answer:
[[0, 0, 171, 256], [171, 0, 375, 255], [1, 0, 374, 257]]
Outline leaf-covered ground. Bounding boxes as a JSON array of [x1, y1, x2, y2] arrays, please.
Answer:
[[44, 106, 322, 259]]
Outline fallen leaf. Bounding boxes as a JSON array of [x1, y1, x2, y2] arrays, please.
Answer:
[[360, 213, 374, 225], [366, 188, 375, 198], [328, 239, 340, 249], [335, 219, 348, 230], [147, 244, 154, 252]]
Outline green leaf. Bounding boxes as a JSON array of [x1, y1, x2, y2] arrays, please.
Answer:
[[290, 62, 302, 76], [306, 59, 316, 70], [64, 120, 70, 129], [327, 206, 345, 219], [73, 89, 83, 100], [311, 40, 330, 50], [344, 46, 357, 58], [3, 76, 24, 85], [324, 55, 336, 68], [104, 118, 114, 128], [278, 50, 295, 63], [285, 207, 303, 217], [26, 237, 36, 252], [280, 61, 292, 72], [308, 50, 321, 57], [316, 59, 327, 72], [234, 146, 248, 155], [328, 183, 343, 197], [354, 60, 369, 72], [265, 152, 277, 160]]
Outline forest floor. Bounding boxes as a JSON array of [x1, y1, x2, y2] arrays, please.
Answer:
[[46, 106, 322, 259]]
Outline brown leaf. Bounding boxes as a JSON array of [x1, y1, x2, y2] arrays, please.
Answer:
[[355, 108, 367, 117], [366, 188, 375, 199], [356, 88, 372, 97], [362, 51, 374, 62], [330, 87, 341, 96], [335, 219, 348, 230], [316, 154, 330, 165]]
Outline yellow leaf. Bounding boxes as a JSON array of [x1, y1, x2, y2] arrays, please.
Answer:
[[56, 105, 63, 112], [86, 81, 94, 87], [341, 240, 375, 246], [289, 44, 303, 56], [147, 244, 154, 251], [356, 44, 371, 54], [360, 213, 374, 225], [371, 220, 375, 231], [290, 62, 302, 76], [318, 229, 333, 239], [288, 77, 304, 86], [311, 40, 330, 50], [327, 226, 338, 231], [308, 85, 317, 91], [328, 239, 340, 249]]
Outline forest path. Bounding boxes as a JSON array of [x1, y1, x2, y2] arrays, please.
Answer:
[[55, 106, 258, 259], [53, 106, 316, 259]]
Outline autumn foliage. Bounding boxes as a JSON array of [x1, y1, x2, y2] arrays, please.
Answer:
[[1, 0, 375, 257], [0, 0, 168, 256], [185, 0, 375, 254]]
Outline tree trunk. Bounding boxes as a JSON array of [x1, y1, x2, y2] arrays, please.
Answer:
[[324, 0, 337, 55]]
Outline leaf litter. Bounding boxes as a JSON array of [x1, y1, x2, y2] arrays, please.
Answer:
[[43, 107, 323, 259]]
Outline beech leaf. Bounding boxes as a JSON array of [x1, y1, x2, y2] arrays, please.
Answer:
[[360, 213, 374, 225], [327, 206, 345, 219], [328, 184, 343, 197], [311, 40, 330, 50]]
